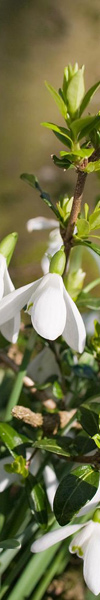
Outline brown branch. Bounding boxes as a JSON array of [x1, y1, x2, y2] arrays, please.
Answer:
[[60, 146, 100, 266]]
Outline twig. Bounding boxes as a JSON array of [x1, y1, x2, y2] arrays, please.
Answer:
[[12, 405, 76, 434]]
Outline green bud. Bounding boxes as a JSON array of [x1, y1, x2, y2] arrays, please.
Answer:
[[0, 232, 18, 266], [66, 66, 85, 116], [49, 246, 66, 276], [93, 508, 100, 523]]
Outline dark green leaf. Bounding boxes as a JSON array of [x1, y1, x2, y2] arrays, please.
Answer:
[[54, 473, 97, 525], [52, 155, 72, 170], [34, 436, 71, 457], [79, 81, 100, 116], [20, 173, 58, 218], [26, 475, 47, 528], [0, 539, 21, 549], [79, 406, 99, 436]]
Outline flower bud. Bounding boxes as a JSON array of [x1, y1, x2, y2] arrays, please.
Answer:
[[93, 508, 100, 523], [49, 246, 66, 276]]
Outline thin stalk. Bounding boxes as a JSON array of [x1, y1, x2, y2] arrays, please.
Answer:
[[5, 332, 36, 420]]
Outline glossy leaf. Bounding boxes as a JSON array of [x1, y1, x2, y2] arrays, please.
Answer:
[[34, 436, 71, 457], [54, 473, 97, 525], [0, 423, 28, 456], [45, 81, 67, 120], [60, 147, 94, 158], [0, 232, 18, 266], [52, 154, 72, 170], [79, 81, 100, 116], [79, 406, 99, 436], [26, 475, 47, 527]]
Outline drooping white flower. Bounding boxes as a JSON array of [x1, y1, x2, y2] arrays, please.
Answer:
[[0, 273, 86, 352], [31, 483, 100, 596], [26, 216, 59, 232], [26, 216, 62, 274], [0, 253, 20, 343]]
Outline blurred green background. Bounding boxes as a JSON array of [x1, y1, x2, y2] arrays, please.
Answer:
[[0, 0, 100, 285]]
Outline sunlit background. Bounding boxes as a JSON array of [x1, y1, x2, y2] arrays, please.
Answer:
[[0, 0, 100, 285]]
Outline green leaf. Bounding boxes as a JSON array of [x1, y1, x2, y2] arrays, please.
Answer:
[[74, 236, 100, 257], [60, 147, 94, 159], [0, 423, 28, 457], [84, 160, 100, 173], [52, 381, 63, 400], [20, 173, 58, 218], [0, 232, 18, 266], [41, 122, 72, 148], [71, 115, 100, 140], [89, 210, 100, 230], [81, 277, 100, 294], [0, 539, 21, 549], [79, 81, 100, 116], [93, 434, 100, 449], [77, 218, 90, 238], [52, 154, 72, 170], [79, 406, 99, 436], [54, 473, 97, 525], [26, 475, 47, 528], [66, 69, 85, 115], [34, 437, 71, 458], [77, 295, 100, 310], [45, 81, 67, 120]]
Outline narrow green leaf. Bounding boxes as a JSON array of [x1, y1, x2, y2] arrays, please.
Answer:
[[41, 122, 72, 147], [26, 475, 47, 527], [0, 233, 18, 266], [20, 172, 58, 217], [7, 541, 61, 600], [54, 473, 97, 525], [0, 539, 21, 549], [81, 277, 100, 294], [74, 236, 100, 257], [77, 295, 100, 310], [5, 333, 36, 420], [45, 81, 67, 120], [79, 81, 100, 116]]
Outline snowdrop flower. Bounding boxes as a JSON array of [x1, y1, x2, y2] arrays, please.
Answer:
[[26, 215, 62, 275], [0, 253, 20, 343], [41, 229, 63, 275], [0, 273, 86, 352], [31, 483, 100, 595], [26, 216, 59, 232]]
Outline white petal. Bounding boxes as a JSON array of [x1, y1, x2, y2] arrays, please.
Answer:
[[27, 347, 60, 384], [0, 311, 20, 343], [63, 286, 86, 353], [84, 523, 100, 595], [29, 450, 42, 476], [26, 217, 58, 232], [3, 264, 14, 294], [41, 254, 50, 275], [69, 521, 93, 557], [0, 254, 6, 300], [0, 272, 4, 300], [31, 523, 83, 553], [0, 279, 41, 326], [77, 481, 100, 517], [43, 466, 58, 510], [30, 273, 66, 340]]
